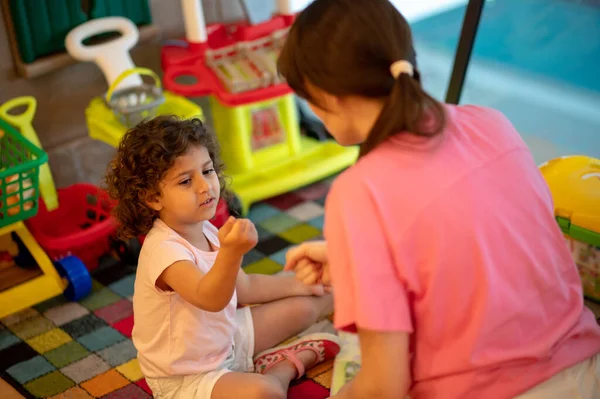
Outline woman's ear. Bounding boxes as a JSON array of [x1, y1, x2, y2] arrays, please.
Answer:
[[305, 80, 342, 113], [325, 92, 345, 112]]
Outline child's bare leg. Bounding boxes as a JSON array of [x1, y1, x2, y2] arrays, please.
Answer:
[[251, 294, 333, 354], [211, 350, 317, 399]]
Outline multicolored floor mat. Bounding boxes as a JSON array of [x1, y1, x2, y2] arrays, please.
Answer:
[[0, 178, 337, 399]]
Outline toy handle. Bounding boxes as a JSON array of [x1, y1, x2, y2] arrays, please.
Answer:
[[65, 17, 141, 88], [0, 97, 59, 211], [106, 67, 162, 102], [163, 65, 214, 97], [0, 96, 36, 129]]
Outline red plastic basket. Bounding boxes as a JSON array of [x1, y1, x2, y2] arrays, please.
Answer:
[[25, 183, 117, 271], [211, 198, 232, 229]]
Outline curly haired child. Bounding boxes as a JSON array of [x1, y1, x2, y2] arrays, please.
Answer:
[[105, 115, 340, 399]]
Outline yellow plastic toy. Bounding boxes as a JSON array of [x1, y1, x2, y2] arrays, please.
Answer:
[[539, 155, 600, 301], [0, 97, 58, 212], [86, 67, 203, 148], [0, 101, 91, 319]]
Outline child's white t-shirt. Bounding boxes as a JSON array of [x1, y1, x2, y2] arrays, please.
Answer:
[[132, 219, 237, 378]]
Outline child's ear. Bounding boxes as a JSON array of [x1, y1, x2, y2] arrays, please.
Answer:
[[145, 192, 163, 212], [146, 200, 162, 212]]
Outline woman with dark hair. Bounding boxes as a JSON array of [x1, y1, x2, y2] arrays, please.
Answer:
[[282, 1, 600, 398]]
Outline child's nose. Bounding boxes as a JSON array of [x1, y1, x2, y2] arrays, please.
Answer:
[[195, 177, 210, 193]]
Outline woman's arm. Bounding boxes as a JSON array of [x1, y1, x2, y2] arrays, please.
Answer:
[[333, 329, 411, 399]]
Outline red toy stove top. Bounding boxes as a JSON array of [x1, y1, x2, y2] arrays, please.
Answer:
[[162, 15, 296, 107]]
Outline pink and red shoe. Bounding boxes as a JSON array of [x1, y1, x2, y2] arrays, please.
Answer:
[[254, 333, 341, 378]]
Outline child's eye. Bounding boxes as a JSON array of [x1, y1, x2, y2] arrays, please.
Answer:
[[203, 169, 215, 175], [179, 178, 192, 186]]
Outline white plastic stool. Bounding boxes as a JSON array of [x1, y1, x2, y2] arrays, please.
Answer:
[[65, 17, 142, 90]]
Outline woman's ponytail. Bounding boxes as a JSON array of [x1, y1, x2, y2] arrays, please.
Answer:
[[359, 68, 446, 158]]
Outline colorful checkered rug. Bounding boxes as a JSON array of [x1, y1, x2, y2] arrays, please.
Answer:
[[0, 178, 337, 399]]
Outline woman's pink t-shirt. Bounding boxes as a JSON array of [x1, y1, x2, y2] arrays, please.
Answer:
[[325, 105, 600, 398]]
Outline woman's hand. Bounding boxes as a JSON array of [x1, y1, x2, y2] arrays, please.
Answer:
[[285, 240, 328, 266], [293, 259, 332, 296], [285, 241, 331, 287]]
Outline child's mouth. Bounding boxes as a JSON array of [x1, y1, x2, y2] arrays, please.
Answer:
[[200, 197, 215, 207]]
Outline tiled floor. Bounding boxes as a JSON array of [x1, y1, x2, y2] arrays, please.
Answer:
[[0, 180, 336, 399]]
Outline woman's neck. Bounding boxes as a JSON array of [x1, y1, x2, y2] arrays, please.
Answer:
[[345, 96, 387, 143]]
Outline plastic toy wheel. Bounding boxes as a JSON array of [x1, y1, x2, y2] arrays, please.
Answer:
[[54, 256, 92, 301], [111, 237, 142, 265]]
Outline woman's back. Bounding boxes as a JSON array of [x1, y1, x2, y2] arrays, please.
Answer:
[[325, 104, 600, 398]]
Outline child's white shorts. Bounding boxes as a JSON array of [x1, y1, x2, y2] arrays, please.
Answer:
[[145, 307, 255, 399]]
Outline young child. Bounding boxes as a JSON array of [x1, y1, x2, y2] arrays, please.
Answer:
[[105, 116, 340, 399], [279, 0, 600, 398]]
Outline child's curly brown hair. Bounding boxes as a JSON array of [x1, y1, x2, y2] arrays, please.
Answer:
[[104, 115, 228, 240]]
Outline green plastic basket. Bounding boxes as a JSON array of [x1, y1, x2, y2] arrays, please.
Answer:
[[0, 118, 48, 227]]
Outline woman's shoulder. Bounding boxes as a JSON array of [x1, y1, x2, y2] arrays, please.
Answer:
[[450, 103, 508, 120], [449, 104, 517, 134]]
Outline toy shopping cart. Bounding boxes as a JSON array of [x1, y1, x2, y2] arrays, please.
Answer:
[[105, 67, 165, 128], [65, 17, 203, 149], [0, 97, 130, 271], [0, 115, 91, 319], [540, 155, 600, 302]]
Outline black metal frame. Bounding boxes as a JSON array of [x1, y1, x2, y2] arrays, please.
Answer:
[[445, 0, 485, 104]]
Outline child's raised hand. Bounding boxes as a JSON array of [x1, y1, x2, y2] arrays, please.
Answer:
[[218, 217, 258, 257]]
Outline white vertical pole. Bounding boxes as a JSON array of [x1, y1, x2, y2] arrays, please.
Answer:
[[276, 0, 293, 15], [181, 0, 207, 43]]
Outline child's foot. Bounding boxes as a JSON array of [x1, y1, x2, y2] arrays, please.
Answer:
[[254, 333, 341, 379]]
